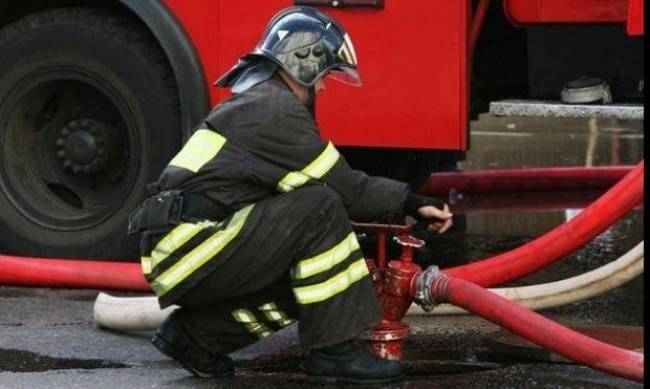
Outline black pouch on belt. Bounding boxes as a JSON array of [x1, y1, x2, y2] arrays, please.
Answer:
[[128, 191, 183, 235]]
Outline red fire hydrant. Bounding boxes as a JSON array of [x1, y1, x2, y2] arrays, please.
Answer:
[[354, 223, 426, 360]]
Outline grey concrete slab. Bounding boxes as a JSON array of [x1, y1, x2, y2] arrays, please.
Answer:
[[489, 100, 643, 120]]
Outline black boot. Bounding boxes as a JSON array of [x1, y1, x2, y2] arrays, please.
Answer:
[[302, 340, 403, 384], [152, 310, 234, 378]]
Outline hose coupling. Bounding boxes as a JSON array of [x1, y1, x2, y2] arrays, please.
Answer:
[[412, 265, 441, 312]]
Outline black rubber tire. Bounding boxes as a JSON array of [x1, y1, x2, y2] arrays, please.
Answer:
[[0, 8, 180, 260]]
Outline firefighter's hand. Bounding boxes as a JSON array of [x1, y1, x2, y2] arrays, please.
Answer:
[[417, 203, 453, 234]]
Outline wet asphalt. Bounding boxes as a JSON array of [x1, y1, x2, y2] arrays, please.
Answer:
[[0, 280, 643, 389], [0, 115, 644, 388]]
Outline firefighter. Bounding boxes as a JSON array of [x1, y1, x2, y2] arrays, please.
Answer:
[[127, 6, 453, 384]]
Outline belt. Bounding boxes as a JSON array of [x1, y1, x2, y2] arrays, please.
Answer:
[[181, 192, 231, 220], [127, 191, 230, 235]]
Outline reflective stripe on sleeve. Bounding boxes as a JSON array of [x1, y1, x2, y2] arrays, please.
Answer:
[[168, 129, 226, 173], [278, 142, 340, 192], [292, 258, 369, 305], [232, 309, 274, 339], [150, 205, 254, 297], [291, 232, 360, 280]]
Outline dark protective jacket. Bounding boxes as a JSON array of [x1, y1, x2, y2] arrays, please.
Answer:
[[154, 77, 410, 223]]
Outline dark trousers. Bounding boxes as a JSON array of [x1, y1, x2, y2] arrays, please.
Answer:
[[142, 186, 381, 353]]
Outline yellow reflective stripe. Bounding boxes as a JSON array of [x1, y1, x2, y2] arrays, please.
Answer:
[[279, 318, 295, 327], [278, 142, 340, 192], [232, 309, 273, 339], [168, 129, 226, 173], [259, 303, 295, 328], [259, 303, 283, 321], [278, 172, 310, 193], [232, 309, 256, 323], [151, 222, 215, 269], [141, 256, 152, 275], [291, 232, 359, 280], [293, 258, 369, 305], [150, 205, 254, 296], [303, 142, 340, 177]]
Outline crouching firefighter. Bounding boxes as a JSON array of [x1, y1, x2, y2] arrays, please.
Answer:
[[127, 6, 453, 385]]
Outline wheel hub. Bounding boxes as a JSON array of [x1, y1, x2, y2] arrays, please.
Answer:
[[56, 119, 111, 174], [0, 65, 139, 232]]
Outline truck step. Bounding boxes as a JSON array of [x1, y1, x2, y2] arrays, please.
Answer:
[[489, 100, 643, 120]]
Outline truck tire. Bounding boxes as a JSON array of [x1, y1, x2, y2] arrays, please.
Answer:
[[0, 8, 181, 260]]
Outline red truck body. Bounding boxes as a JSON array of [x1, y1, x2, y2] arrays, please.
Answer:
[[504, 0, 630, 24], [165, 0, 642, 151], [0, 0, 642, 259], [166, 0, 470, 150]]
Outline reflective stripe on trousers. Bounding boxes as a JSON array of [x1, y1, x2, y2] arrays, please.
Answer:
[[143, 204, 254, 297], [291, 232, 369, 305], [232, 302, 296, 339]]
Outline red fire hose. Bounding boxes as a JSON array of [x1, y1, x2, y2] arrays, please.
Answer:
[[427, 273, 644, 382], [419, 165, 633, 196], [0, 162, 643, 291], [0, 255, 150, 291], [449, 190, 640, 214], [443, 161, 644, 287]]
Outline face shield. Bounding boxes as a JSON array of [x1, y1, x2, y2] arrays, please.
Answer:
[[326, 66, 362, 86]]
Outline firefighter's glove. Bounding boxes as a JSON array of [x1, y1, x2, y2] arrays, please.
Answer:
[[404, 193, 453, 234]]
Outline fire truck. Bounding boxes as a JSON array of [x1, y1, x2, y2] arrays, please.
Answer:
[[0, 0, 643, 259]]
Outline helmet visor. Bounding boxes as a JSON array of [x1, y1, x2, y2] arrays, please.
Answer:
[[327, 66, 362, 86]]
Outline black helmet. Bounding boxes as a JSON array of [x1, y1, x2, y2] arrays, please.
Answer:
[[217, 6, 361, 93]]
